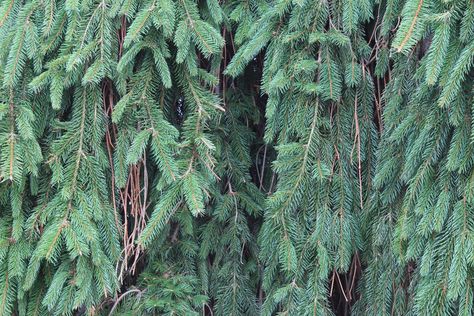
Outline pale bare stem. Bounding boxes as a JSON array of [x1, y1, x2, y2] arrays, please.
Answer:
[[103, 81, 121, 233], [8, 90, 14, 181], [350, 94, 364, 209], [336, 271, 349, 302], [108, 289, 144, 316], [118, 157, 149, 280]]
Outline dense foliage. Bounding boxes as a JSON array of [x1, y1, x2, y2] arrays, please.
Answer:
[[0, 0, 473, 315]]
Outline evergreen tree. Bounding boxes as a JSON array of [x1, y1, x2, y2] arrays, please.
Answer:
[[0, 0, 228, 314], [1, 0, 474, 315], [225, 0, 377, 314], [357, 0, 474, 315]]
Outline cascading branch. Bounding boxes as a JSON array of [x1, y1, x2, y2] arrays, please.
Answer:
[[225, 0, 377, 314], [1, 0, 474, 315], [0, 0, 226, 314], [357, 0, 474, 315]]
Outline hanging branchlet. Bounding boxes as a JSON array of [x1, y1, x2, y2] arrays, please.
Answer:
[[2, 0, 474, 315]]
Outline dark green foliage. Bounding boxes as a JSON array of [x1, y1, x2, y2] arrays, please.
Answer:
[[357, 1, 474, 314], [112, 263, 208, 315], [1, 0, 474, 315]]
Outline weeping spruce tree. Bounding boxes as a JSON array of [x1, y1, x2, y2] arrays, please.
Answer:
[[1, 0, 474, 315]]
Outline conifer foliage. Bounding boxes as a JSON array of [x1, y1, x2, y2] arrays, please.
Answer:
[[0, 0, 474, 315]]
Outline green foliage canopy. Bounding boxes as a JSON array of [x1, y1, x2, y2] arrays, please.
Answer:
[[0, 0, 474, 315]]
